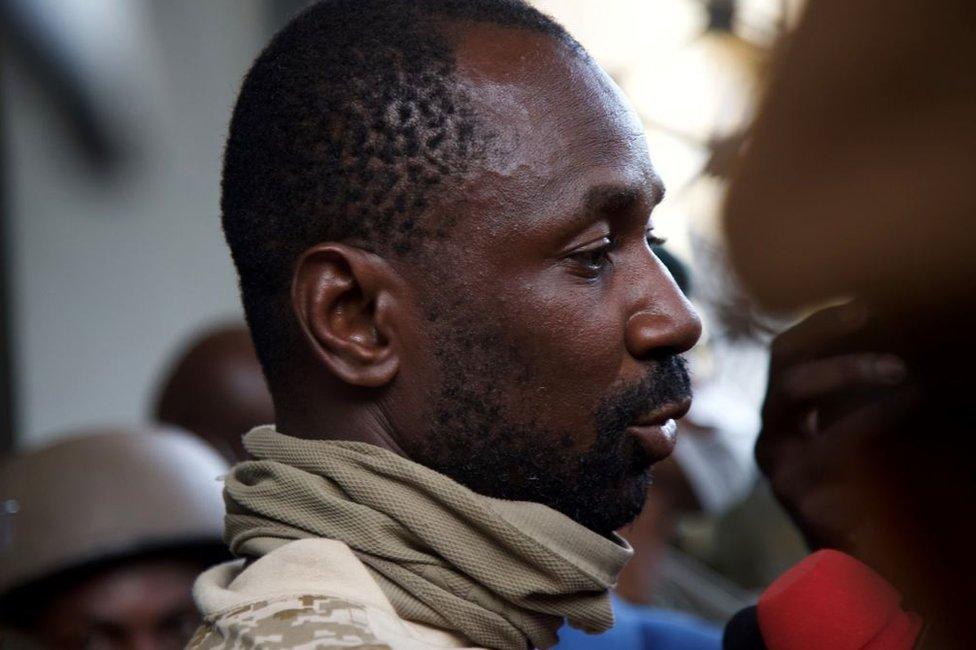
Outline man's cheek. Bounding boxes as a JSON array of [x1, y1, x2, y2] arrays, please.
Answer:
[[518, 306, 620, 359], [521, 377, 609, 430]]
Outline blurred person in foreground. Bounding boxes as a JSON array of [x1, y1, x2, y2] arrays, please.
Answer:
[[189, 1, 713, 648], [154, 324, 274, 463], [720, 0, 976, 646], [0, 427, 228, 649]]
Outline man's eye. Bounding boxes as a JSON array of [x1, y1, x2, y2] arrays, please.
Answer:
[[646, 232, 667, 247], [569, 240, 613, 275]]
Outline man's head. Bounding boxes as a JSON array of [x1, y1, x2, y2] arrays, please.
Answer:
[[223, 0, 701, 535], [155, 324, 274, 462], [7, 552, 212, 650], [0, 428, 229, 648]]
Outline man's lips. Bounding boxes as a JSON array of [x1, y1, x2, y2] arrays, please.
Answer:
[[630, 397, 692, 428], [626, 397, 692, 463]]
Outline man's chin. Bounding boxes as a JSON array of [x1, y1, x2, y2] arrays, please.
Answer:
[[559, 469, 652, 536]]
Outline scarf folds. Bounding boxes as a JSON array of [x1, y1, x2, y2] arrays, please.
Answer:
[[223, 427, 632, 650]]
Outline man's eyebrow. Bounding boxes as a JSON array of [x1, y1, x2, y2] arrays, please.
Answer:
[[574, 177, 666, 225]]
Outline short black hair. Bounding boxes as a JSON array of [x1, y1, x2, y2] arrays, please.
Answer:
[[222, 0, 579, 388]]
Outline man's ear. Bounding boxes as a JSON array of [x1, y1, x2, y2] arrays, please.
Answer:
[[291, 243, 401, 387]]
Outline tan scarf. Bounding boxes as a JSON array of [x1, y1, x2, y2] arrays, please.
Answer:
[[223, 427, 632, 650]]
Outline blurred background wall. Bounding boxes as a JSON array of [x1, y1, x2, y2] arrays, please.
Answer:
[[0, 0, 793, 449], [1, 0, 271, 446]]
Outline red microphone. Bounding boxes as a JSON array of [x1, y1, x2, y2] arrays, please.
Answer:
[[757, 549, 923, 649]]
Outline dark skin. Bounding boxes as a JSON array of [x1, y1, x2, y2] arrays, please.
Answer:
[[615, 454, 699, 603], [32, 559, 201, 650], [155, 326, 274, 462], [755, 303, 913, 557], [756, 303, 976, 648], [764, 309, 976, 650], [276, 25, 701, 532]]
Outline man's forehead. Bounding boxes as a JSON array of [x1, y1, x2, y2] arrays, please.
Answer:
[[451, 23, 644, 143], [451, 21, 569, 84], [447, 22, 656, 225]]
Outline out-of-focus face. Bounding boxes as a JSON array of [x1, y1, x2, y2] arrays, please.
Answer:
[[155, 326, 274, 463], [33, 559, 201, 650], [389, 26, 702, 535]]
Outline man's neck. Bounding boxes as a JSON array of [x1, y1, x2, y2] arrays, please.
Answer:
[[273, 402, 410, 458]]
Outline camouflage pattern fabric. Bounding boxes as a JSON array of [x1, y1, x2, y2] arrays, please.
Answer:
[[189, 594, 392, 649]]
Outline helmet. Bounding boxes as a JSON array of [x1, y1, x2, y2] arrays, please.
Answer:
[[0, 426, 228, 598]]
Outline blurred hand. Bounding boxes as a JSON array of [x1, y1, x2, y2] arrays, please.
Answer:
[[755, 304, 918, 556]]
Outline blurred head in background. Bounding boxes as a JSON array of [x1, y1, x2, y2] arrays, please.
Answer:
[[154, 324, 274, 462], [0, 428, 229, 649]]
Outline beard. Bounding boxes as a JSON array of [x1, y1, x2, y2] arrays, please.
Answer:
[[415, 310, 692, 537]]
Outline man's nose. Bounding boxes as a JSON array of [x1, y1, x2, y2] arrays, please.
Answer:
[[624, 274, 702, 359]]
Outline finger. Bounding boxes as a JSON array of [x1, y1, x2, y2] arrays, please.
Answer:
[[756, 429, 806, 480], [770, 302, 870, 371], [756, 384, 922, 476], [810, 387, 926, 483], [793, 483, 869, 552], [778, 353, 907, 402], [764, 442, 885, 552], [761, 351, 905, 433], [818, 385, 923, 449], [763, 447, 864, 550]]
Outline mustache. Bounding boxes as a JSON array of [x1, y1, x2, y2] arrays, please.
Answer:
[[593, 355, 692, 448]]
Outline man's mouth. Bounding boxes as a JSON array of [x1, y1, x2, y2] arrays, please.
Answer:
[[625, 398, 692, 463]]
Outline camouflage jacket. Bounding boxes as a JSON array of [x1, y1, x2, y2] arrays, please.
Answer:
[[189, 538, 484, 650]]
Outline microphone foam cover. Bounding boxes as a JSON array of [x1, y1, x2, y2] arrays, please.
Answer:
[[757, 549, 922, 649]]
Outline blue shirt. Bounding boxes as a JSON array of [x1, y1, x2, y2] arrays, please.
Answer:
[[555, 598, 722, 650]]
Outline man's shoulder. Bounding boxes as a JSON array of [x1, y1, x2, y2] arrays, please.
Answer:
[[191, 538, 478, 649], [188, 593, 391, 649]]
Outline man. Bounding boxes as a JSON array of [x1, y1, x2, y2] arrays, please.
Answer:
[[155, 324, 274, 462], [191, 1, 701, 648], [0, 427, 229, 649]]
